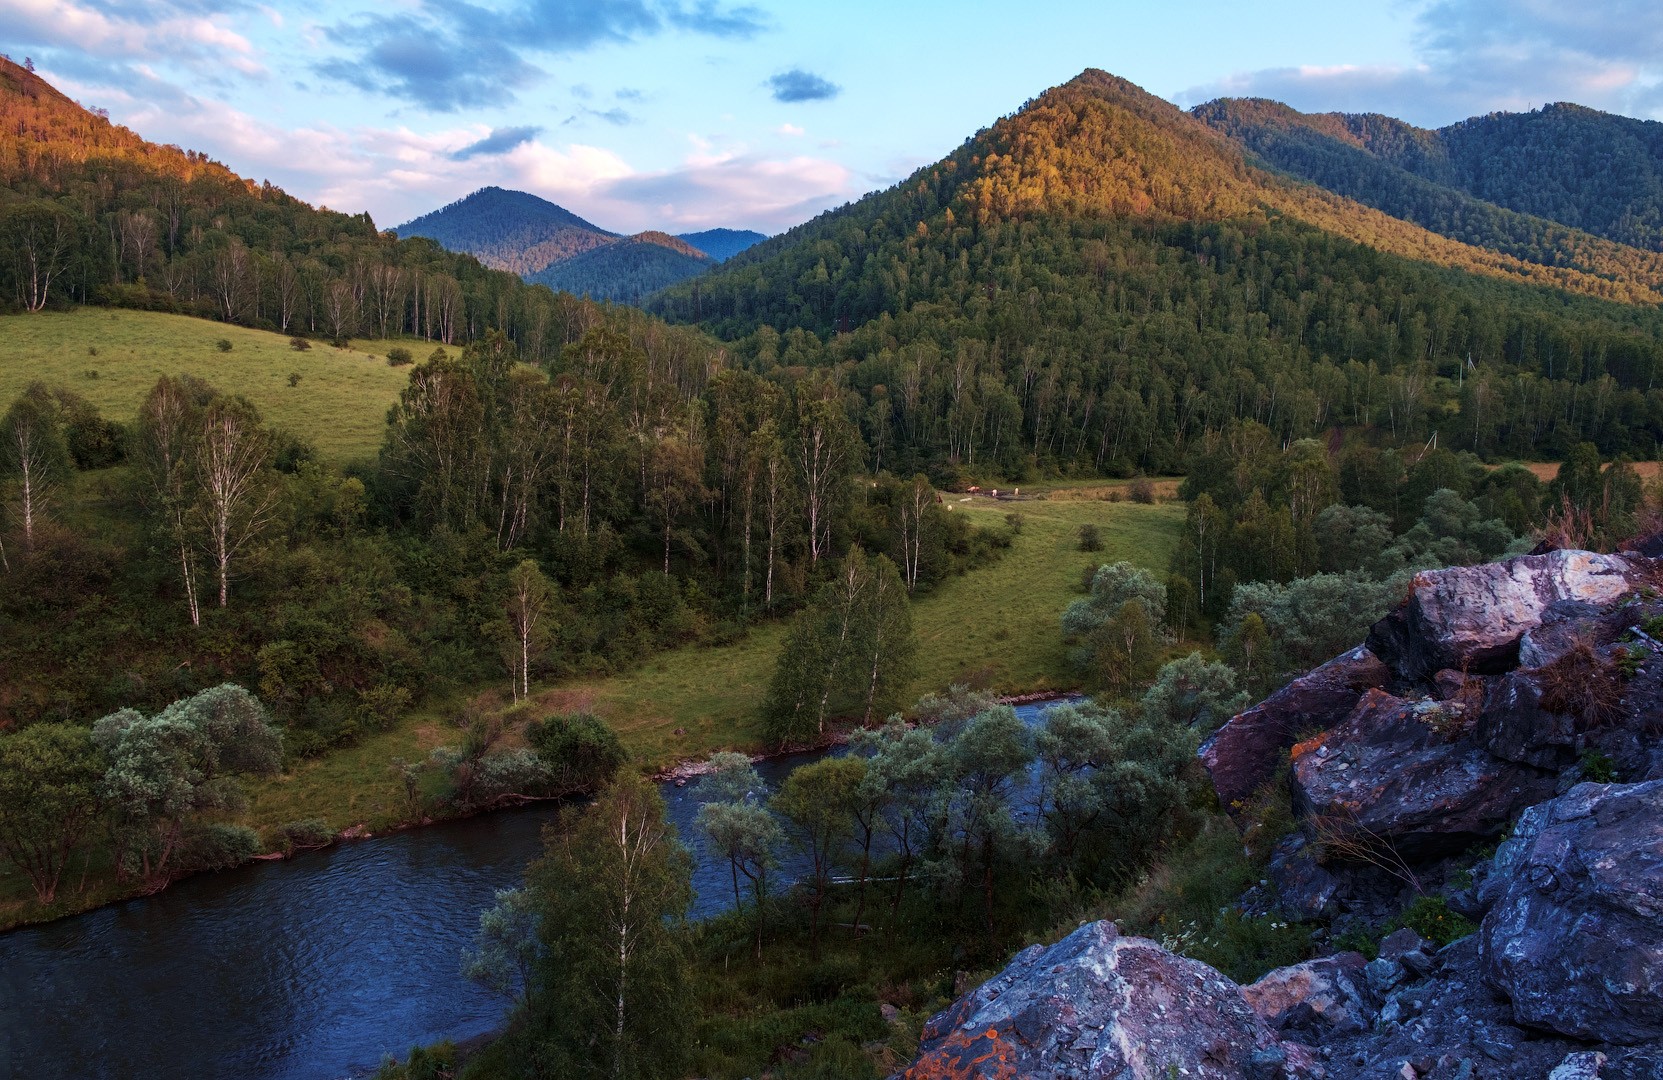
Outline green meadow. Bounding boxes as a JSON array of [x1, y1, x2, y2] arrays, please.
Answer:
[[0, 309, 414, 463]]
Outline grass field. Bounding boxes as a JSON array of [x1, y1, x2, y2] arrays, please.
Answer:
[[554, 491, 1186, 766], [0, 309, 415, 462]]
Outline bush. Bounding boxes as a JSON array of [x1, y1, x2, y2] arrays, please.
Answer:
[[1077, 523, 1102, 552], [278, 819, 334, 853], [528, 711, 627, 795], [386, 346, 413, 366], [329, 337, 349, 349], [177, 823, 261, 872], [1396, 895, 1476, 947], [289, 336, 311, 351], [1128, 476, 1155, 503], [215, 338, 233, 352], [288, 372, 301, 387]]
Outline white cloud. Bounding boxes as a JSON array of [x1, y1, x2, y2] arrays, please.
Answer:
[[776, 122, 805, 137], [1177, 0, 1663, 124]]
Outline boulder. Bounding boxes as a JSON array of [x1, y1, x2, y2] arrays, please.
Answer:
[[1201, 645, 1390, 811], [1366, 550, 1640, 683], [1242, 951, 1375, 1039], [1291, 690, 1556, 858], [903, 921, 1312, 1079], [1517, 600, 1626, 668], [1266, 833, 1340, 920], [1476, 669, 1578, 770], [1479, 779, 1663, 1044]]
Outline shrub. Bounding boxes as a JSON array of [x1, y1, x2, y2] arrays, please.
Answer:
[[215, 338, 233, 352], [87, 346, 97, 356], [1004, 511, 1025, 533], [1397, 894, 1475, 946], [329, 337, 349, 349], [278, 819, 334, 853], [289, 336, 311, 351], [1077, 523, 1102, 552], [1579, 748, 1619, 783], [287, 372, 301, 387], [177, 823, 261, 872], [386, 346, 413, 366], [1128, 476, 1155, 503]]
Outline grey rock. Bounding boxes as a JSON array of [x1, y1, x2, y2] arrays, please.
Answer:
[[1242, 951, 1375, 1038], [1365, 957, 1404, 997], [1550, 1051, 1608, 1080], [904, 920, 1316, 1079], [1291, 689, 1556, 858], [1476, 669, 1579, 770], [1268, 833, 1341, 920], [1367, 550, 1640, 682], [1379, 928, 1430, 962], [1202, 645, 1390, 812], [1479, 779, 1663, 1044]]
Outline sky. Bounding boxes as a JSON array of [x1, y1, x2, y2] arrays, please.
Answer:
[[6, 0, 1663, 236]]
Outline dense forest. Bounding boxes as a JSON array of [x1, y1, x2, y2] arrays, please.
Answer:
[[531, 232, 716, 306], [652, 71, 1663, 479]]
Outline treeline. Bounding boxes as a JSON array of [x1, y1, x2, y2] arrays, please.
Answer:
[[653, 71, 1663, 480], [0, 57, 701, 368], [1193, 97, 1663, 288], [531, 234, 714, 306], [0, 326, 1001, 743]]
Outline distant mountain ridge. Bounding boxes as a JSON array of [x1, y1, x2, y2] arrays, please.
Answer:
[[395, 188, 765, 302]]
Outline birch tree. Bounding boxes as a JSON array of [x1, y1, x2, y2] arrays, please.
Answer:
[[529, 774, 692, 1080], [0, 388, 70, 554], [134, 376, 208, 625], [3, 200, 75, 311], [503, 559, 553, 703], [194, 396, 277, 608]]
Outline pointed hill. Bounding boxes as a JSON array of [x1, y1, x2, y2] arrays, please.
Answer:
[[394, 187, 617, 276], [675, 228, 767, 262], [530, 231, 716, 305], [650, 68, 1663, 473]]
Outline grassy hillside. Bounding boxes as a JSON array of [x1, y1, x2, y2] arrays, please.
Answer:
[[553, 492, 1183, 765], [0, 309, 412, 462]]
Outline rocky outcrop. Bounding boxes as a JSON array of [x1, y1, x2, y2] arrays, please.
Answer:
[[1201, 646, 1390, 811], [903, 921, 1314, 1079], [1242, 952, 1373, 1040], [1366, 550, 1641, 681], [1290, 689, 1555, 858], [1479, 779, 1663, 1044]]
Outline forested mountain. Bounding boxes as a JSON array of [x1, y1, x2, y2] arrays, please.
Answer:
[[531, 231, 716, 304], [393, 187, 616, 275], [1197, 98, 1663, 253], [1193, 98, 1663, 288], [676, 227, 767, 262], [395, 188, 764, 302], [652, 69, 1663, 480]]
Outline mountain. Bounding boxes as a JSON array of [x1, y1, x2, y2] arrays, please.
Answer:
[[530, 231, 716, 305], [394, 187, 617, 276], [675, 228, 767, 262], [651, 69, 1663, 478], [394, 189, 764, 300], [1193, 97, 1663, 287]]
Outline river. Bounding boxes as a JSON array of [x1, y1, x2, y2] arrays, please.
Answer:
[[0, 698, 1076, 1080]]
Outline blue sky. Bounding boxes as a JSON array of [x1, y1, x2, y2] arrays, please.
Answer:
[[6, 1, 1662, 235]]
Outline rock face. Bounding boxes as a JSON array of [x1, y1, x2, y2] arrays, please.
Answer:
[[1479, 779, 1663, 1044], [1242, 952, 1373, 1040], [1201, 646, 1390, 811], [1290, 689, 1555, 858], [903, 921, 1309, 1079], [1366, 550, 1640, 681]]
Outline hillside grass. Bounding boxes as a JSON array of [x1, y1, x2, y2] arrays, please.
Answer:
[[562, 492, 1185, 766], [0, 309, 416, 463]]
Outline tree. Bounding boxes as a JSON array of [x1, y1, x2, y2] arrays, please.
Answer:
[[761, 549, 918, 744], [503, 559, 554, 702], [896, 474, 934, 590], [694, 753, 781, 956], [0, 388, 70, 553], [194, 395, 277, 608], [795, 394, 857, 564], [940, 706, 1037, 942], [463, 887, 542, 1008], [527, 773, 692, 1080], [849, 717, 944, 920], [0, 724, 103, 903], [526, 711, 625, 796], [1140, 652, 1248, 731], [92, 685, 282, 885], [134, 376, 209, 625], [3, 200, 76, 311], [774, 756, 863, 958]]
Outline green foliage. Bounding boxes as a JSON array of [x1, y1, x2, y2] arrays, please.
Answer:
[[525, 711, 626, 796], [462, 887, 541, 1006], [1140, 653, 1249, 731], [1579, 748, 1619, 783], [0, 723, 103, 903], [1396, 895, 1477, 947], [386, 346, 413, 366], [1077, 523, 1102, 551], [215, 339, 233, 353], [526, 774, 693, 1080]]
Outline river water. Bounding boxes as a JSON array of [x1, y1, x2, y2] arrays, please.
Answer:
[[0, 699, 1074, 1080]]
